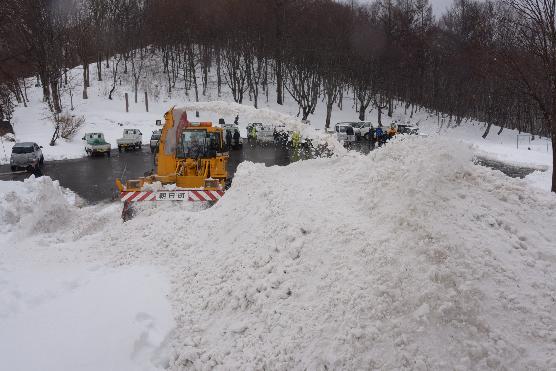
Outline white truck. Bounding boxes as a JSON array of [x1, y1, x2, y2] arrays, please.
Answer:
[[83, 132, 111, 157], [117, 129, 142, 152], [335, 122, 374, 141], [251, 123, 287, 143]]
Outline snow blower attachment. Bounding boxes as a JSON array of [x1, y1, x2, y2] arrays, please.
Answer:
[[116, 108, 228, 220]]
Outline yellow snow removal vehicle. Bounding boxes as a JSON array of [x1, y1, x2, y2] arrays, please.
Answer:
[[116, 107, 228, 206]]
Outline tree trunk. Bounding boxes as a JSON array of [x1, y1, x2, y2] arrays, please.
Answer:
[[96, 56, 102, 81], [325, 99, 333, 130], [276, 60, 283, 105], [83, 65, 88, 99], [551, 130, 556, 193], [482, 122, 492, 139], [50, 79, 61, 113], [216, 50, 222, 97], [85, 64, 90, 87], [378, 106, 382, 125], [388, 98, 393, 117], [40, 71, 50, 103], [134, 78, 139, 103]]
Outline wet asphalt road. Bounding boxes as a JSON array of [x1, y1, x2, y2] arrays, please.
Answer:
[[474, 157, 538, 179], [0, 141, 542, 204], [0, 143, 294, 203]]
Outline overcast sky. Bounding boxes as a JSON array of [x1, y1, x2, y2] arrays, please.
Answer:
[[351, 0, 454, 16]]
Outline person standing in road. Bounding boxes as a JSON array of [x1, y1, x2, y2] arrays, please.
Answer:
[[375, 126, 384, 147], [28, 159, 42, 178], [233, 129, 240, 148], [250, 125, 257, 144], [226, 130, 232, 149], [345, 125, 355, 147]]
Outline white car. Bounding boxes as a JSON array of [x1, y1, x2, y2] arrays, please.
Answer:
[[10, 142, 43, 170], [117, 129, 142, 151]]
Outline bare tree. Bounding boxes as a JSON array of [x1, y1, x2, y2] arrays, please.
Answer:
[[285, 64, 320, 120], [223, 49, 248, 104]]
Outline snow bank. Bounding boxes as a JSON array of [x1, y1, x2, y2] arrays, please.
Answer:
[[0, 176, 77, 234], [525, 169, 553, 192], [92, 136, 556, 370]]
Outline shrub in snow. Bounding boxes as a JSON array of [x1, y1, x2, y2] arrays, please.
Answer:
[[52, 112, 85, 140]]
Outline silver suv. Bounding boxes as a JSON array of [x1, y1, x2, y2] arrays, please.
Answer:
[[10, 142, 43, 171]]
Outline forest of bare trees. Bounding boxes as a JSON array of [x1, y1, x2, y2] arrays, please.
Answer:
[[0, 0, 555, 191]]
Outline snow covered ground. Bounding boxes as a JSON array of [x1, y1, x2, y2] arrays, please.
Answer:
[[1, 136, 555, 370], [1, 62, 552, 190]]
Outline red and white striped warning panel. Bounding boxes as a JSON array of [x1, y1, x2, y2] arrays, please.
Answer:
[[120, 190, 225, 202]]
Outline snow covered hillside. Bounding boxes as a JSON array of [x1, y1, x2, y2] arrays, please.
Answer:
[[1, 137, 555, 370], [2, 62, 552, 190]]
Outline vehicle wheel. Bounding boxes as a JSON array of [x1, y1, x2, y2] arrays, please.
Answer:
[[364, 133, 371, 141], [106, 151, 111, 157], [118, 146, 122, 152], [11, 165, 16, 171]]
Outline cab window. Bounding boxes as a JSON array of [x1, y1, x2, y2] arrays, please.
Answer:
[[177, 130, 222, 158]]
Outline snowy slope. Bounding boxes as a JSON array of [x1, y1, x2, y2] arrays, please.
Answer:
[[2, 137, 555, 370]]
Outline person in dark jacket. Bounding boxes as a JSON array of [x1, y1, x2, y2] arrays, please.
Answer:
[[28, 159, 43, 177], [233, 129, 241, 148], [375, 126, 384, 146], [226, 130, 232, 149]]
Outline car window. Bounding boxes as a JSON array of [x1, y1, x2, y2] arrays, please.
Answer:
[[12, 146, 34, 154]]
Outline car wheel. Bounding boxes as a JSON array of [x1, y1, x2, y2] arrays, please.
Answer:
[[106, 151, 111, 157], [118, 146, 122, 152], [11, 165, 16, 171]]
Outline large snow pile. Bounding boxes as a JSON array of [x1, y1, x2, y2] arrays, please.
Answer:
[[0, 176, 77, 234], [83, 136, 556, 370]]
